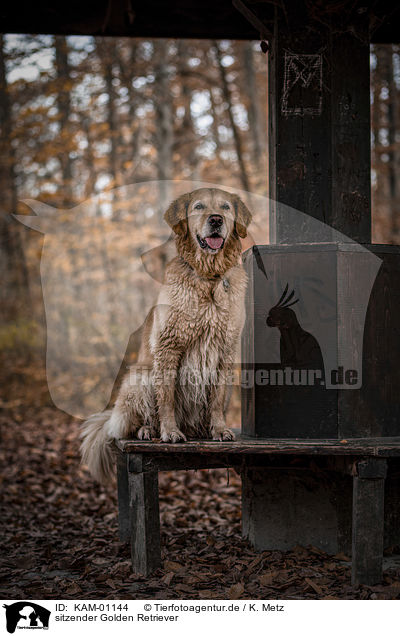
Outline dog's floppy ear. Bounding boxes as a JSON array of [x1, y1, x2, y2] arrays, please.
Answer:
[[233, 195, 252, 238], [164, 192, 192, 235]]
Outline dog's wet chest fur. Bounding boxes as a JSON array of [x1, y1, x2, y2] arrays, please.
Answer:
[[168, 262, 245, 344], [169, 264, 245, 389], [172, 268, 244, 431]]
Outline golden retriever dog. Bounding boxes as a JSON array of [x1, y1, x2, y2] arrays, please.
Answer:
[[80, 188, 251, 483]]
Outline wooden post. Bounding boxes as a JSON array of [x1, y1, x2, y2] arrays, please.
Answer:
[[128, 456, 161, 575], [268, 6, 371, 244], [117, 451, 130, 542], [352, 458, 387, 586], [242, 4, 373, 563]]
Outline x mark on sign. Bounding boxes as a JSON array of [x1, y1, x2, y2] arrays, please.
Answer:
[[288, 54, 321, 88], [281, 53, 323, 115]]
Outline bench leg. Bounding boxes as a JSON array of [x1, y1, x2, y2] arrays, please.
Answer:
[[117, 452, 130, 542], [129, 470, 161, 575], [352, 458, 387, 586]]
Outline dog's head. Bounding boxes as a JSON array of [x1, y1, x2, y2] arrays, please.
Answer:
[[164, 188, 251, 255]]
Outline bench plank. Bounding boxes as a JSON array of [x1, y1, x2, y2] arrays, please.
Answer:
[[115, 440, 400, 585], [116, 436, 400, 456]]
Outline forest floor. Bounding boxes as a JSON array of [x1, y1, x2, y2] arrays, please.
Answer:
[[1, 367, 400, 600]]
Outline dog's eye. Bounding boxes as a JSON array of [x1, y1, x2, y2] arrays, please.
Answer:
[[194, 202, 205, 210], [221, 203, 230, 210]]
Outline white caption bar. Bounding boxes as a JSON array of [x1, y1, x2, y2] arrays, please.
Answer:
[[1, 599, 397, 636]]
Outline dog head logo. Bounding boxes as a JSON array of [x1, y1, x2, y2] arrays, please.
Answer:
[[13, 180, 381, 417], [3, 602, 50, 633], [13, 181, 268, 417]]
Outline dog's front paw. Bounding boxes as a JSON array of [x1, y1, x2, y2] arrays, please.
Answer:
[[161, 428, 187, 443], [137, 425, 153, 440], [212, 428, 235, 441]]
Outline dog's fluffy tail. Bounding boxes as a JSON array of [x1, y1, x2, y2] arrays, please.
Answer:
[[80, 410, 114, 485]]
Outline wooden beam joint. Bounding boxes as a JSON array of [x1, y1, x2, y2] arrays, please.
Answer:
[[353, 457, 388, 479], [232, 0, 273, 42]]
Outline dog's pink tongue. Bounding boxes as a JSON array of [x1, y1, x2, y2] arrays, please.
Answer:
[[205, 236, 223, 249]]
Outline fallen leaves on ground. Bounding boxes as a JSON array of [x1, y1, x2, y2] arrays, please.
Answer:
[[0, 405, 399, 600]]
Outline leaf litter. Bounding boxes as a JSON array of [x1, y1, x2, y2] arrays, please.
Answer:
[[1, 405, 399, 600]]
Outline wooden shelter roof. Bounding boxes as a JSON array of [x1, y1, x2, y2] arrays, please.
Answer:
[[1, 0, 399, 42]]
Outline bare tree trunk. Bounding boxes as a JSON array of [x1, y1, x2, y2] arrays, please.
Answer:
[[371, 46, 381, 241], [384, 46, 400, 240], [371, 45, 400, 243], [117, 40, 139, 182], [103, 41, 118, 187], [153, 41, 174, 211], [176, 41, 198, 179], [212, 41, 250, 193], [209, 87, 222, 160], [371, 46, 388, 242], [394, 45, 400, 241], [96, 38, 124, 219], [82, 116, 97, 201], [54, 36, 73, 207], [0, 34, 30, 318], [243, 42, 263, 167]]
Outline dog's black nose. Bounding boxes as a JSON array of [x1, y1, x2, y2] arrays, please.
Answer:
[[208, 215, 223, 228]]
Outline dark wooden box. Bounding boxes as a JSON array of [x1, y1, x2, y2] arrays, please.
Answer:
[[241, 243, 400, 439]]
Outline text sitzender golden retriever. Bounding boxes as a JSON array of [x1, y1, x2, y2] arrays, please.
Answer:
[[80, 188, 251, 483]]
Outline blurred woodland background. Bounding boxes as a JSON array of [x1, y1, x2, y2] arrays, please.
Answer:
[[0, 36, 399, 419], [1, 36, 400, 602], [0, 35, 269, 419]]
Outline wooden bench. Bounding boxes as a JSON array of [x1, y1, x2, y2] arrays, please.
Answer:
[[115, 435, 400, 586]]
